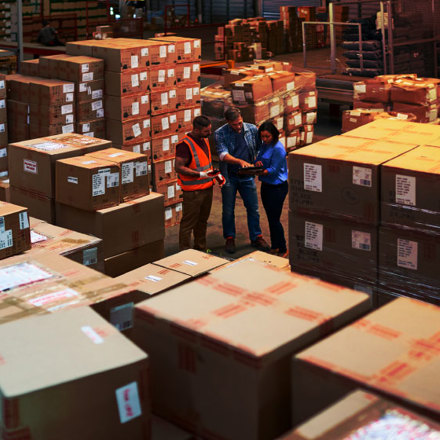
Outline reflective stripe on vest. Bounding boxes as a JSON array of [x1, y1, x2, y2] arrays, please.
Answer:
[[185, 136, 211, 171], [180, 177, 213, 187]]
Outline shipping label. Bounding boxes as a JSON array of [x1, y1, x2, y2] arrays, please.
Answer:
[[115, 382, 142, 424], [110, 302, 134, 331], [135, 161, 147, 176], [28, 288, 79, 307], [122, 162, 134, 184], [304, 163, 322, 192], [23, 159, 38, 174], [0, 229, 12, 250], [19, 212, 29, 230], [396, 175, 416, 206], [92, 173, 105, 196], [0, 262, 54, 292], [397, 239, 418, 270], [353, 166, 372, 187], [352, 230, 371, 251], [305, 221, 323, 251], [83, 247, 98, 266]]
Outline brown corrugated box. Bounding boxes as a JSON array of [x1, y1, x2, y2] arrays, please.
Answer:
[[122, 38, 177, 65], [87, 148, 149, 201], [238, 100, 270, 125], [176, 107, 201, 133], [149, 65, 177, 89], [292, 298, 440, 426], [0, 176, 10, 202], [76, 99, 104, 121], [20, 58, 40, 76], [29, 101, 75, 125], [76, 78, 104, 103], [0, 201, 30, 259], [105, 93, 150, 121], [392, 102, 439, 123], [150, 88, 178, 115], [55, 192, 164, 258], [5, 74, 33, 102], [106, 117, 151, 146], [353, 100, 387, 111], [390, 77, 440, 105], [56, 55, 104, 83], [151, 36, 201, 63], [299, 90, 317, 111], [0, 307, 150, 439], [10, 186, 55, 223], [175, 62, 200, 85], [91, 40, 145, 72], [151, 133, 180, 161], [105, 69, 149, 96], [268, 71, 296, 94], [151, 112, 179, 137], [280, 390, 440, 439], [76, 119, 106, 138], [38, 54, 73, 78], [133, 260, 370, 440], [353, 78, 391, 103], [0, 74, 5, 99], [175, 84, 200, 110], [231, 75, 272, 104], [29, 79, 75, 106], [0, 144, 7, 173], [152, 158, 176, 186], [121, 139, 152, 156], [164, 201, 183, 228], [155, 179, 182, 206]]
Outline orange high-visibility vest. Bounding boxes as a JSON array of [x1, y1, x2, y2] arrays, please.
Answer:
[[178, 135, 214, 191]]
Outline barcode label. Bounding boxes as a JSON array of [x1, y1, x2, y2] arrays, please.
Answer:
[[19, 212, 29, 230], [110, 302, 134, 331]]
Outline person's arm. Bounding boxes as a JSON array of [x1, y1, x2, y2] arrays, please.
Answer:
[[263, 143, 286, 175], [215, 127, 252, 168], [175, 155, 208, 177]]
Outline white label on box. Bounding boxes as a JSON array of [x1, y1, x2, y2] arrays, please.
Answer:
[[194, 108, 201, 117], [64, 91, 72, 101], [0, 148, 6, 158], [307, 96, 317, 108], [292, 95, 299, 108], [193, 64, 200, 73], [131, 74, 139, 88], [184, 109, 191, 122], [397, 239, 418, 270], [294, 113, 302, 126], [169, 89, 176, 99], [115, 382, 142, 424], [396, 113, 408, 120], [162, 138, 170, 151], [176, 203, 182, 212], [122, 162, 134, 184], [168, 44, 176, 54], [351, 111, 361, 117], [158, 70, 165, 82], [232, 89, 245, 102], [30, 230, 48, 244], [97, 108, 104, 118], [0, 172, 7, 178], [133, 145, 141, 153], [352, 230, 371, 251], [81, 325, 104, 344], [82, 160, 97, 165], [140, 71, 147, 81], [162, 117, 169, 130], [23, 159, 37, 174], [62, 124, 74, 134], [81, 63, 89, 73], [132, 123, 142, 138], [67, 176, 78, 184], [110, 302, 134, 331], [109, 152, 124, 158], [92, 173, 105, 196], [92, 100, 103, 111], [429, 109, 438, 122], [0, 99, 5, 108], [183, 259, 198, 266], [0, 230, 12, 250], [305, 222, 323, 251], [136, 161, 147, 176], [167, 184, 175, 199], [170, 114, 177, 123], [141, 47, 149, 56], [161, 92, 168, 105], [270, 105, 280, 118], [304, 163, 322, 192], [66, 114, 74, 124], [92, 89, 103, 100], [186, 88, 193, 100], [307, 112, 317, 124], [165, 160, 172, 174], [143, 119, 150, 128], [353, 166, 372, 187], [29, 288, 79, 307], [79, 82, 87, 92], [287, 81, 295, 91], [184, 67, 191, 79], [0, 217, 4, 233], [62, 104, 73, 115], [143, 141, 150, 151], [131, 55, 139, 69], [194, 40, 201, 48], [165, 207, 172, 220], [0, 80, 4, 89], [184, 42, 191, 54], [107, 172, 119, 188], [82, 72, 94, 82], [354, 83, 366, 94], [83, 247, 98, 266], [145, 274, 162, 282], [396, 175, 416, 206], [287, 136, 298, 148], [0, 262, 54, 292], [171, 135, 179, 144], [141, 95, 149, 105], [82, 123, 90, 132], [428, 87, 437, 101], [63, 83, 74, 93], [306, 131, 314, 144], [132, 102, 140, 115], [0, 124, 5, 133], [168, 69, 175, 78], [160, 46, 167, 58]]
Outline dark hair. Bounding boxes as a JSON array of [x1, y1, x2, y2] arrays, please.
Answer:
[[193, 115, 211, 130], [258, 121, 279, 144], [42, 19, 49, 26], [224, 107, 241, 122]]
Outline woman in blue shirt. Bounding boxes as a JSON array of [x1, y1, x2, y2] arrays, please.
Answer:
[[255, 121, 288, 256]]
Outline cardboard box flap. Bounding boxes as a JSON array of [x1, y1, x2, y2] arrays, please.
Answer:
[[0, 201, 27, 216], [382, 145, 440, 174], [136, 261, 369, 358], [0, 307, 147, 398], [152, 249, 228, 277]]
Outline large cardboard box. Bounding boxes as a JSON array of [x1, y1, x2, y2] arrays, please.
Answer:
[[87, 148, 149, 201], [118, 38, 177, 66], [175, 62, 200, 85], [8, 134, 111, 198], [289, 136, 417, 224], [38, 54, 72, 78], [55, 156, 120, 211], [133, 260, 370, 440], [164, 201, 183, 228], [151, 36, 202, 63], [0, 201, 30, 259], [353, 78, 391, 103], [176, 107, 201, 133], [0, 307, 150, 439], [231, 75, 272, 104], [151, 134, 180, 161], [10, 185, 55, 223], [55, 192, 164, 258], [390, 77, 440, 105], [106, 117, 151, 146], [150, 88, 178, 115], [56, 55, 104, 83], [76, 99, 104, 121], [280, 390, 440, 439], [151, 113, 179, 137], [175, 84, 200, 110], [29, 79, 75, 106], [105, 69, 149, 96], [152, 158, 176, 186], [105, 93, 150, 121], [149, 65, 177, 90], [76, 78, 104, 103], [155, 179, 182, 206], [292, 298, 440, 426]]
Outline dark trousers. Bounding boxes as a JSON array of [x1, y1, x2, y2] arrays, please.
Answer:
[[260, 181, 288, 252], [179, 186, 213, 251]]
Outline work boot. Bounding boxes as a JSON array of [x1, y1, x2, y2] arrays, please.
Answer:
[[225, 237, 236, 254], [251, 235, 270, 252]]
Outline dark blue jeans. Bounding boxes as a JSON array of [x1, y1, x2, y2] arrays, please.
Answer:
[[260, 181, 288, 252], [221, 175, 262, 241]]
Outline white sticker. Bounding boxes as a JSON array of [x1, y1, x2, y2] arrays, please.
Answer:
[[132, 145, 141, 153], [161, 92, 169, 106], [287, 81, 295, 91], [107, 172, 119, 188], [132, 102, 140, 116], [184, 109, 191, 122], [131, 74, 139, 88], [162, 138, 170, 151], [143, 141, 150, 151], [162, 117, 169, 130], [122, 162, 134, 184], [171, 135, 179, 144], [396, 175, 416, 206], [397, 239, 418, 270], [183, 259, 198, 266], [62, 124, 74, 134], [136, 162, 148, 176], [307, 96, 317, 108], [165, 160, 172, 174], [109, 152, 124, 158], [82, 123, 90, 132], [0, 230, 12, 250], [176, 203, 182, 212], [82, 160, 98, 165], [66, 114, 74, 124], [352, 230, 371, 251], [291, 95, 299, 108], [29, 288, 79, 307], [305, 222, 323, 251], [168, 45, 176, 54], [30, 230, 48, 244], [304, 163, 322, 192], [194, 40, 201, 48], [67, 176, 78, 184], [79, 83, 87, 92], [354, 83, 366, 94], [183, 67, 191, 79], [23, 159, 37, 174], [81, 326, 104, 344], [294, 113, 302, 126], [143, 119, 150, 129], [428, 87, 437, 101], [0, 80, 4, 89], [81, 63, 89, 73], [83, 247, 98, 266], [353, 166, 372, 187], [168, 69, 175, 78], [66, 92, 74, 102], [306, 112, 317, 124], [169, 89, 177, 99], [115, 382, 142, 424], [158, 70, 166, 83], [140, 71, 148, 81], [92, 89, 103, 100], [145, 275, 162, 282], [63, 83, 74, 93], [141, 95, 149, 105], [0, 148, 6, 158], [396, 113, 408, 120], [131, 55, 139, 69], [61, 104, 73, 115], [183, 42, 191, 55], [141, 47, 149, 57], [92, 100, 103, 111], [232, 89, 245, 102], [186, 88, 193, 100], [170, 114, 177, 123], [306, 131, 313, 144], [110, 302, 134, 331], [0, 262, 54, 292], [270, 105, 280, 118], [132, 123, 142, 138], [160, 46, 167, 58], [92, 173, 105, 196], [165, 207, 172, 220], [97, 109, 105, 118], [82, 72, 94, 82], [167, 184, 175, 199]]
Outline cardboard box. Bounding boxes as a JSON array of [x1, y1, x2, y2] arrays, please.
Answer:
[[299, 90, 317, 111], [175, 84, 200, 110], [176, 107, 201, 133], [150, 88, 178, 115], [10, 185, 55, 223], [289, 212, 378, 285], [268, 71, 296, 93], [87, 148, 149, 201], [353, 79, 391, 103], [91, 40, 144, 72], [124, 38, 177, 65], [155, 179, 182, 206], [5, 74, 33, 102], [152, 158, 176, 186], [151, 134, 181, 161], [292, 298, 440, 426], [66, 39, 103, 57], [55, 192, 164, 258], [8, 134, 111, 198], [285, 111, 303, 132], [284, 91, 300, 113], [151, 113, 179, 137], [164, 201, 182, 228], [76, 78, 104, 103], [121, 139, 152, 156], [392, 102, 439, 123], [151, 36, 201, 63], [353, 100, 386, 111], [280, 390, 440, 439], [106, 117, 151, 146], [104, 239, 165, 277], [133, 260, 370, 440], [175, 62, 200, 85], [0, 307, 150, 439], [390, 77, 440, 105], [116, 262, 190, 296], [76, 118, 106, 138], [289, 136, 417, 223], [56, 55, 104, 83], [0, 176, 10, 202], [29, 79, 75, 106], [302, 111, 317, 125], [105, 93, 150, 121], [231, 75, 272, 104], [77, 99, 104, 121], [28, 217, 103, 271], [56, 156, 120, 211], [149, 65, 177, 89], [38, 54, 72, 78], [0, 201, 30, 259], [105, 70, 149, 96]]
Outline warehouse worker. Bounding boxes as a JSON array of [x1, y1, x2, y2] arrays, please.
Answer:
[[175, 115, 219, 252], [215, 107, 270, 254], [37, 20, 65, 46]]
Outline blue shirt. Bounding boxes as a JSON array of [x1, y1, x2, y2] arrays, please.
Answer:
[[256, 140, 288, 185]]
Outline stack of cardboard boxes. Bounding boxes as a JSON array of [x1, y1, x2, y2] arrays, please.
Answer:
[[0, 74, 7, 190], [342, 109, 417, 132], [5, 74, 31, 142], [0, 200, 30, 259]]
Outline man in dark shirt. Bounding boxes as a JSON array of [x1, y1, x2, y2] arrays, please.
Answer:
[[37, 20, 64, 46]]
